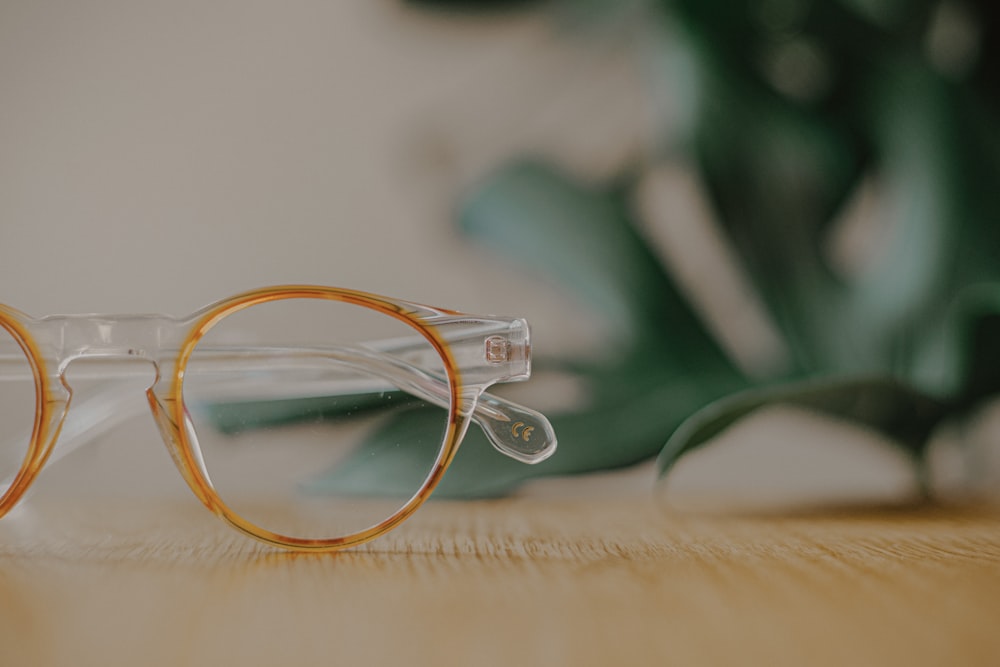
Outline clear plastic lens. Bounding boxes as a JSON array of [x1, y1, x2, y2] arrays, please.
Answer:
[[0, 325, 36, 493], [181, 297, 451, 541]]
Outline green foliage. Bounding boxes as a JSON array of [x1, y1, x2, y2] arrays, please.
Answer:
[[430, 0, 1000, 494]]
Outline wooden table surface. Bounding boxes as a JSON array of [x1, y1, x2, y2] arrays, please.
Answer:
[[1, 493, 998, 666]]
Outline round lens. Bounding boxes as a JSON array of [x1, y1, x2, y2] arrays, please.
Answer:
[[0, 322, 37, 497], [181, 296, 452, 542]]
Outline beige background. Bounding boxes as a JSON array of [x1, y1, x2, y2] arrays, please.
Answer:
[[0, 0, 644, 326]]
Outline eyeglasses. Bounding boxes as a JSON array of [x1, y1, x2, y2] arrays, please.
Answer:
[[0, 285, 556, 551]]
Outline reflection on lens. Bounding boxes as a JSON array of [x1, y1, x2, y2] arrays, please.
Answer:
[[0, 324, 36, 496], [182, 297, 450, 541]]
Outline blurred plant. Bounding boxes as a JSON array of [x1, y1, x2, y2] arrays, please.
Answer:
[[316, 0, 1000, 497]]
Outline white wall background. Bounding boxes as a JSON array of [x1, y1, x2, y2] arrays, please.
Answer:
[[0, 0, 646, 330]]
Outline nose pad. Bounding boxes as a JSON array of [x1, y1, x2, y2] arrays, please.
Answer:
[[146, 388, 217, 510], [469, 392, 558, 464]]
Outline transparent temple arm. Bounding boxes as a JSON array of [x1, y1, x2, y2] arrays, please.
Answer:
[[181, 344, 557, 464], [0, 342, 557, 471]]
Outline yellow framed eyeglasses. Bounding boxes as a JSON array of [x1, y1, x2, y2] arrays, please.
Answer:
[[0, 286, 556, 551]]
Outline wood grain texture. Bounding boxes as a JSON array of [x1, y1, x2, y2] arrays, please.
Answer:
[[0, 497, 998, 666]]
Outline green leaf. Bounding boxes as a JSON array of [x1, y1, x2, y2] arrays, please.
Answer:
[[300, 405, 449, 498], [951, 285, 1000, 406], [455, 161, 748, 482], [202, 392, 412, 435], [459, 160, 741, 381], [304, 405, 537, 499], [656, 281, 1000, 488], [665, 2, 1000, 386], [308, 375, 741, 499], [655, 375, 951, 492]]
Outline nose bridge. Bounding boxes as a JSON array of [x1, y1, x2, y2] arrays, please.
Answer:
[[41, 314, 182, 390], [50, 313, 176, 362]]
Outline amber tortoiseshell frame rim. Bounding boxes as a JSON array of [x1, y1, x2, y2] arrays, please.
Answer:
[[0, 286, 476, 553], [169, 286, 467, 552], [0, 311, 52, 514]]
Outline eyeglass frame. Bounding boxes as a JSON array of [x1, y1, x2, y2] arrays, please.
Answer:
[[0, 285, 557, 551]]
